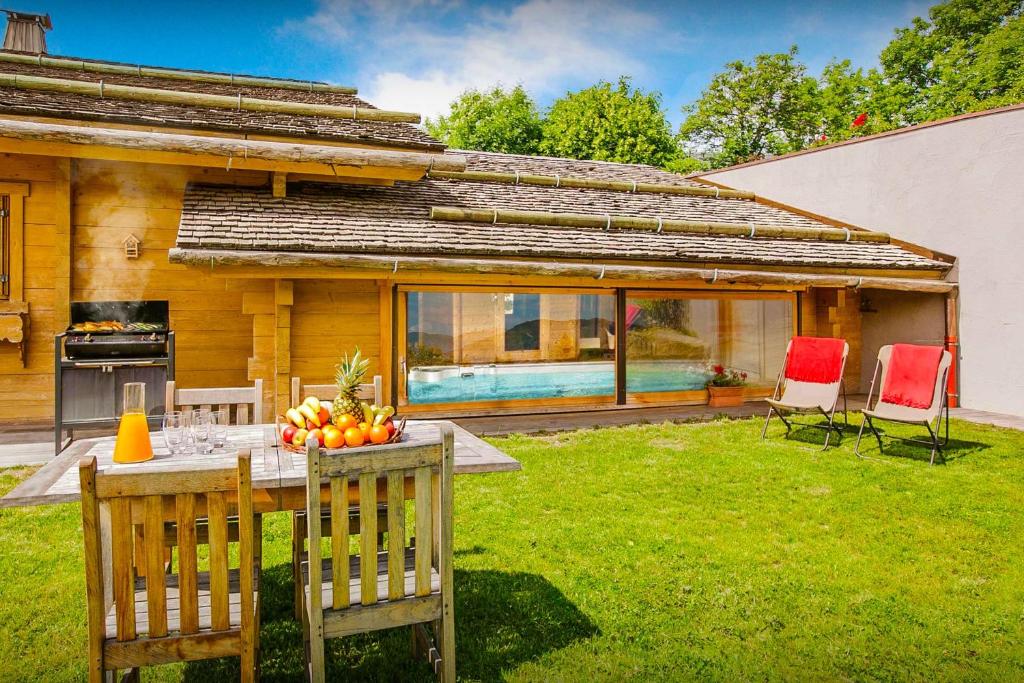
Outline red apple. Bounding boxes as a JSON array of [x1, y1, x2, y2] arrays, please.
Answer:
[[383, 418, 395, 436], [282, 425, 297, 444], [308, 428, 325, 447], [306, 419, 318, 431]]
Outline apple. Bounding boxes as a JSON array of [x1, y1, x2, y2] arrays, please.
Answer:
[[282, 425, 297, 444], [292, 428, 309, 447], [306, 419, 318, 431], [383, 418, 395, 436], [308, 428, 325, 447]]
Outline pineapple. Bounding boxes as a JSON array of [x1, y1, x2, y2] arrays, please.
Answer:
[[332, 347, 370, 422]]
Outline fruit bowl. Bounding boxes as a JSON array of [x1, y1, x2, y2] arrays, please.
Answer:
[[276, 416, 407, 454]]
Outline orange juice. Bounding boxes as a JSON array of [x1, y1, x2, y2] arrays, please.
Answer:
[[113, 412, 154, 463]]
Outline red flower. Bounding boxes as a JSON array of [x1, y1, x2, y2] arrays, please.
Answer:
[[741, 372, 748, 379], [851, 112, 868, 127], [713, 364, 725, 375]]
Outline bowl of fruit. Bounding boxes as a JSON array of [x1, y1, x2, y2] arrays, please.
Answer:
[[278, 397, 404, 453]]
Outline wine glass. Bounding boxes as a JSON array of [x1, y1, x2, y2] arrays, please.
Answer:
[[191, 409, 213, 454], [161, 410, 186, 455]]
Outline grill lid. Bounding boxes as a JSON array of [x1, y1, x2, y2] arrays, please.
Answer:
[[67, 300, 168, 335]]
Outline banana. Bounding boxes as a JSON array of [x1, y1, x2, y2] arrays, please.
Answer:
[[373, 405, 395, 425], [298, 403, 321, 427], [361, 401, 374, 424], [303, 396, 321, 413], [285, 408, 306, 428]]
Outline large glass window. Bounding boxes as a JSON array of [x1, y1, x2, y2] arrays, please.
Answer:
[[625, 293, 793, 395], [404, 289, 615, 405]]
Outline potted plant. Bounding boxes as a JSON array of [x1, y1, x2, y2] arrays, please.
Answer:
[[706, 364, 748, 407]]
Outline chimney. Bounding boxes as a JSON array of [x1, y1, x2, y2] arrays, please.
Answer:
[[2, 10, 52, 53]]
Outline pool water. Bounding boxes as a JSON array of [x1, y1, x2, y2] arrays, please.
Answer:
[[407, 361, 711, 404]]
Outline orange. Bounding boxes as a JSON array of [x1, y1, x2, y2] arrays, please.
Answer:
[[335, 413, 357, 431], [323, 427, 344, 449], [343, 427, 365, 447], [358, 421, 372, 440], [369, 424, 389, 444]]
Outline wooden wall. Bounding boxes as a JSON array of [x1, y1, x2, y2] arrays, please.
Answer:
[[0, 154, 58, 419], [803, 286, 862, 389]]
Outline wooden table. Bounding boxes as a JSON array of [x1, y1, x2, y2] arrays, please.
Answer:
[[0, 421, 521, 511]]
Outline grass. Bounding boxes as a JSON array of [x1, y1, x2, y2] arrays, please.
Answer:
[[1, 416, 1023, 681]]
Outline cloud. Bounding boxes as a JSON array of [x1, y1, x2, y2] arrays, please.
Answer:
[[282, 0, 688, 120]]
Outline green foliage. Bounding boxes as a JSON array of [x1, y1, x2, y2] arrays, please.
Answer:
[[540, 77, 684, 167], [679, 48, 821, 168], [425, 85, 542, 155], [876, 0, 1024, 124]]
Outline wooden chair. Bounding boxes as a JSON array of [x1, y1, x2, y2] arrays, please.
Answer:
[[165, 379, 264, 425], [289, 375, 383, 409], [78, 452, 260, 681], [299, 425, 455, 682]]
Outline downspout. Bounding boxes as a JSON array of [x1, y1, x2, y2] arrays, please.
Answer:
[[945, 289, 960, 408]]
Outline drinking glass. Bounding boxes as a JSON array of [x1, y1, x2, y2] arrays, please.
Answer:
[[191, 409, 213, 454], [211, 408, 230, 449], [161, 410, 186, 455]]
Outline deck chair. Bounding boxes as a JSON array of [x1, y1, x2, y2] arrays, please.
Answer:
[[762, 336, 849, 448], [290, 375, 383, 409], [856, 344, 952, 465], [299, 425, 456, 682], [78, 452, 260, 681], [165, 379, 264, 425]]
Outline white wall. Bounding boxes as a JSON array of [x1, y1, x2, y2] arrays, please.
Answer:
[[702, 107, 1024, 416]]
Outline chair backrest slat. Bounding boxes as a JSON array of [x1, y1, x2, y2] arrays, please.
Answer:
[[144, 495, 169, 637], [358, 472, 379, 606], [329, 477, 350, 609], [413, 467, 433, 597], [386, 471, 406, 601], [109, 497, 136, 641], [207, 490, 230, 631], [166, 379, 264, 425], [175, 493, 199, 635], [290, 375, 383, 409]]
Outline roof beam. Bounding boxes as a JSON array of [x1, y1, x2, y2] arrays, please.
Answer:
[[168, 248, 955, 293], [0, 118, 465, 177], [430, 206, 889, 243], [0, 72, 419, 123]]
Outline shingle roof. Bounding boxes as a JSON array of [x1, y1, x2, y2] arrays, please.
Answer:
[[0, 52, 442, 151], [176, 152, 948, 272]]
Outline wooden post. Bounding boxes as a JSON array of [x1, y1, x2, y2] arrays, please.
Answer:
[[615, 290, 626, 405], [272, 172, 287, 199], [275, 280, 294, 419], [242, 281, 277, 422], [945, 291, 960, 408], [54, 158, 72, 328], [378, 281, 394, 407]]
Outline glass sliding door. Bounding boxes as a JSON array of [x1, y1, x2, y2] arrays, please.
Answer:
[[402, 288, 615, 406], [625, 292, 795, 397]]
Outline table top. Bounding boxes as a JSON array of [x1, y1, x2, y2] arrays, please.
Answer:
[[0, 420, 521, 509]]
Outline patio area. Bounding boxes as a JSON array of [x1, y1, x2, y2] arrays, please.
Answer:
[[2, 415, 1022, 680]]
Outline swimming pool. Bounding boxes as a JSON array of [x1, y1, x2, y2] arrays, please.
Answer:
[[407, 360, 712, 404]]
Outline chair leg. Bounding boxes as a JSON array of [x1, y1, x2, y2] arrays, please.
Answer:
[[925, 422, 939, 466], [854, 415, 868, 458], [308, 626, 325, 683], [436, 616, 455, 683], [292, 511, 306, 622], [761, 407, 774, 439]]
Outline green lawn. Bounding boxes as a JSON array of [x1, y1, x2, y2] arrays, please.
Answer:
[[1, 417, 1023, 681]]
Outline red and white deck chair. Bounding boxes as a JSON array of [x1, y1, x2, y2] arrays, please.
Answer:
[[761, 336, 849, 449], [855, 344, 952, 465]]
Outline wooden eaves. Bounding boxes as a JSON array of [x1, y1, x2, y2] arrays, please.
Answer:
[[0, 118, 466, 179]]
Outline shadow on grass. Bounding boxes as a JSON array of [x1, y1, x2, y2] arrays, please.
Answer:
[[183, 564, 598, 681]]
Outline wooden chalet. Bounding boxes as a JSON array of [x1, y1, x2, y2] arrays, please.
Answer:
[[0, 46, 957, 425]]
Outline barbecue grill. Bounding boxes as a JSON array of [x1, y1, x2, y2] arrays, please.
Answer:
[[55, 300, 175, 453]]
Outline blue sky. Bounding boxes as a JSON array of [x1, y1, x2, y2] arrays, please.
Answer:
[[8, 0, 930, 126]]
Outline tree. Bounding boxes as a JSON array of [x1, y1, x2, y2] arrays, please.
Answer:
[[540, 77, 685, 167], [678, 48, 821, 168], [425, 85, 542, 154], [876, 0, 1024, 124]]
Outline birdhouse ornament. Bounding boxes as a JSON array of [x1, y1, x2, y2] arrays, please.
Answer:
[[122, 233, 141, 259]]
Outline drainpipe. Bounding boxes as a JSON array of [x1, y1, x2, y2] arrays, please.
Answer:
[[945, 290, 960, 408]]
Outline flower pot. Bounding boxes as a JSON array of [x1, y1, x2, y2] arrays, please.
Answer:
[[707, 385, 745, 408]]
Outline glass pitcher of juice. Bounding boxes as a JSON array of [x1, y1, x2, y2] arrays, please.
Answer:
[[113, 382, 154, 464]]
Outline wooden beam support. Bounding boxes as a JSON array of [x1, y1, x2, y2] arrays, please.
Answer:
[[0, 119, 466, 178], [272, 172, 287, 199], [169, 248, 957, 294], [54, 158, 73, 328]]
